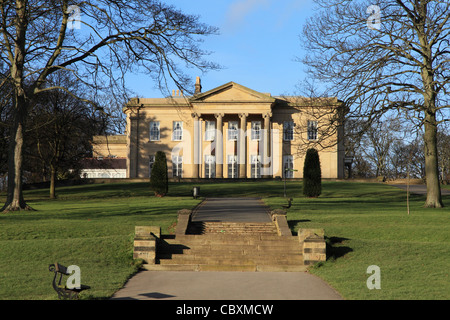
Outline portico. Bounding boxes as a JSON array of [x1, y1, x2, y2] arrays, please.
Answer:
[[190, 111, 273, 179], [189, 82, 276, 179]]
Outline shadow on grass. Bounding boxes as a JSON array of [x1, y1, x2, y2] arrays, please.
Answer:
[[169, 181, 286, 198], [287, 220, 311, 236], [325, 236, 353, 261]]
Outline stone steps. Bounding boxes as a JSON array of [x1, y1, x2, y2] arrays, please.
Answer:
[[159, 234, 300, 245], [158, 256, 303, 265], [143, 222, 306, 271], [143, 264, 308, 272], [135, 211, 326, 272], [187, 221, 278, 235]]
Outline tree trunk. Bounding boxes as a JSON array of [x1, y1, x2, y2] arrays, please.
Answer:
[[50, 165, 57, 199], [419, 30, 444, 208], [1, 0, 33, 212], [1, 102, 33, 212], [423, 111, 444, 208]]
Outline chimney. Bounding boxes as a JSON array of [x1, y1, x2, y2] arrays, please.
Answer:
[[195, 76, 202, 94], [172, 89, 184, 97]]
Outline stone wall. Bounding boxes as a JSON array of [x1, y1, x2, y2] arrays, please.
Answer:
[[133, 226, 160, 264], [270, 209, 292, 236], [175, 209, 192, 235], [298, 228, 326, 265]]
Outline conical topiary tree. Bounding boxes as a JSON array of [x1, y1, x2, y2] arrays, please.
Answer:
[[303, 148, 322, 198], [150, 151, 168, 197]]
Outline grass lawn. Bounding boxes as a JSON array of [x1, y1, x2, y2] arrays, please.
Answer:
[[0, 180, 449, 300], [265, 181, 450, 300], [0, 182, 202, 300]]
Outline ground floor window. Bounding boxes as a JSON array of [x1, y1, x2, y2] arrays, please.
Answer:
[[227, 155, 238, 178], [250, 155, 261, 178], [283, 155, 294, 178], [205, 155, 215, 178], [173, 156, 183, 177]]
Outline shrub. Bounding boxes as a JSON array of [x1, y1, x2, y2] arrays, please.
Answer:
[[303, 148, 322, 197], [150, 151, 168, 197]]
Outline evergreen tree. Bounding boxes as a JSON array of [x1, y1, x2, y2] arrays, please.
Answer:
[[151, 151, 168, 197], [303, 148, 322, 197]]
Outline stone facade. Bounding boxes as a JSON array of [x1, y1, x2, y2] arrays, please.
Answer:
[[114, 79, 345, 179], [92, 135, 128, 158], [80, 135, 127, 178]]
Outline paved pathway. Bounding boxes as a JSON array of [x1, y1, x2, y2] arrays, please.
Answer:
[[191, 197, 272, 222], [111, 271, 343, 300]]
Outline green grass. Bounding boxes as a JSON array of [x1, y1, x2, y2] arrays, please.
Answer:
[[264, 181, 450, 300], [0, 180, 449, 300], [0, 183, 201, 300]]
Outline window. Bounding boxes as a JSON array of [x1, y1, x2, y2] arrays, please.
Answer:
[[173, 156, 183, 177], [149, 155, 155, 177], [251, 121, 261, 140], [205, 121, 215, 141], [227, 155, 238, 178], [250, 155, 261, 178], [172, 121, 183, 141], [307, 121, 318, 140], [283, 121, 294, 141], [283, 155, 294, 178], [150, 121, 160, 141], [205, 155, 215, 178], [228, 121, 238, 141]]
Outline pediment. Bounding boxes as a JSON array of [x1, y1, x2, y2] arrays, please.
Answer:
[[190, 82, 275, 103]]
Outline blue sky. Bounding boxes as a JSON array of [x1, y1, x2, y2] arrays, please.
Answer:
[[127, 0, 314, 98]]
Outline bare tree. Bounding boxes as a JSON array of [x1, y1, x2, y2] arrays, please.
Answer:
[[388, 138, 425, 179], [25, 73, 106, 199], [301, 0, 449, 207], [281, 81, 345, 157], [361, 117, 404, 179], [0, 0, 218, 211]]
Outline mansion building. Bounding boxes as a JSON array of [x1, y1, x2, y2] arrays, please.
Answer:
[[90, 79, 345, 180]]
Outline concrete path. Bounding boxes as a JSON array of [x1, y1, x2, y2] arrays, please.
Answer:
[[111, 271, 343, 300], [191, 197, 272, 222], [390, 184, 450, 195]]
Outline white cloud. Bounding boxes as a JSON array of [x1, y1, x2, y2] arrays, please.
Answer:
[[223, 0, 310, 33], [225, 0, 271, 30], [275, 0, 310, 29]]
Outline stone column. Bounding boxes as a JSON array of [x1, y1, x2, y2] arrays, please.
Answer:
[[239, 113, 248, 178], [263, 112, 272, 178], [191, 113, 201, 178], [215, 113, 224, 178]]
